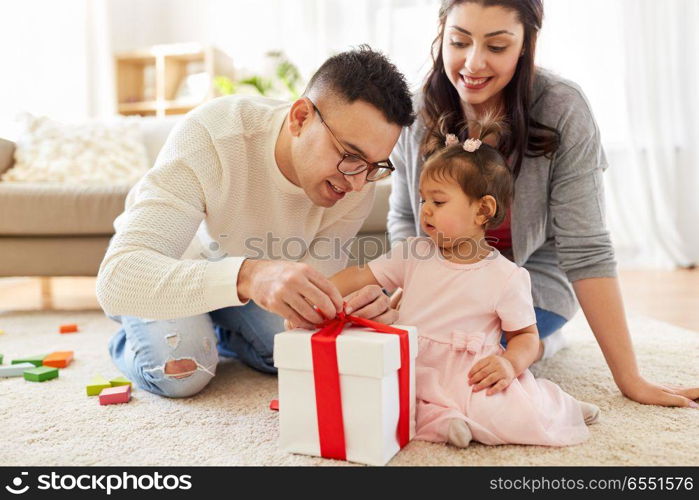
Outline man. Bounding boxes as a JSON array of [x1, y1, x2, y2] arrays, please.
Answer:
[[97, 46, 415, 398]]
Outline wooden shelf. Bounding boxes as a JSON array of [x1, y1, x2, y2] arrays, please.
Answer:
[[118, 101, 159, 113], [163, 99, 203, 112], [115, 43, 234, 117]]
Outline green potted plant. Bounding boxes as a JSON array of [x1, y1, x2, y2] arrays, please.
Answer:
[[214, 51, 303, 101]]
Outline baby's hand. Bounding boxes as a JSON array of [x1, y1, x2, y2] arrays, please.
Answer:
[[468, 355, 516, 396]]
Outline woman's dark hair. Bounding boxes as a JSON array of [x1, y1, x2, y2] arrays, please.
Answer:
[[304, 45, 415, 127], [421, 111, 513, 230], [421, 0, 559, 179]]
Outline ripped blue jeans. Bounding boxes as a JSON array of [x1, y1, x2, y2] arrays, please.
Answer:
[[107, 301, 285, 398]]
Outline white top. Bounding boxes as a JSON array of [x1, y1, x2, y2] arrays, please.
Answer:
[[97, 95, 375, 320]]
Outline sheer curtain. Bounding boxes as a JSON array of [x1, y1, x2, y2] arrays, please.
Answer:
[[538, 0, 698, 268], [614, 0, 698, 268]]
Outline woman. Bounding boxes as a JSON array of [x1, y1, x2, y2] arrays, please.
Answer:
[[388, 0, 699, 408]]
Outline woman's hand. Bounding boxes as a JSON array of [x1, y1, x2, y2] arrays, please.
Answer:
[[619, 375, 699, 408], [468, 355, 516, 396], [572, 277, 699, 409]]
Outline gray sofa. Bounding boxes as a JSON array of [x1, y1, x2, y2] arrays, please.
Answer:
[[0, 117, 390, 279]]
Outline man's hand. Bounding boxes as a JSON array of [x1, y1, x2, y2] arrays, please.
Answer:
[[344, 284, 398, 325], [237, 259, 343, 329], [468, 355, 516, 396]]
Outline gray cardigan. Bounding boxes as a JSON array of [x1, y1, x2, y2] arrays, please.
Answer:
[[388, 69, 617, 320]]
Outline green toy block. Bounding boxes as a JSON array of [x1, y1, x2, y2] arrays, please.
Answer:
[[86, 375, 112, 396], [23, 366, 59, 382], [109, 376, 133, 388], [0, 354, 3, 364], [12, 354, 47, 367]]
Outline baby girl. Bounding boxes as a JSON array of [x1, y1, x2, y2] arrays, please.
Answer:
[[329, 117, 599, 447]]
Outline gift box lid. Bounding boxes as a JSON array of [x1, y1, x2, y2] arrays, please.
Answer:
[[274, 324, 418, 379]]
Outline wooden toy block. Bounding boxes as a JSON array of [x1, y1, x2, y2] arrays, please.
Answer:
[[86, 375, 112, 396], [59, 324, 78, 334], [23, 366, 59, 382], [0, 362, 35, 377], [0, 353, 3, 364], [11, 354, 46, 367], [99, 385, 131, 405], [269, 399, 279, 411], [0, 329, 4, 335], [109, 376, 133, 388], [43, 351, 74, 368]]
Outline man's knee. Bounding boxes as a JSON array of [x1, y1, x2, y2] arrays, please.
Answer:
[[164, 358, 198, 379], [141, 358, 215, 398], [113, 314, 220, 398]]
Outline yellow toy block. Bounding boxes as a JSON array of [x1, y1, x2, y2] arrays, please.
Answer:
[[86, 375, 112, 396], [109, 376, 133, 388]]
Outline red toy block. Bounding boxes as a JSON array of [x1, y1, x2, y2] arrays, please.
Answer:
[[99, 385, 131, 405], [269, 399, 279, 411], [43, 351, 74, 368], [59, 324, 79, 334]]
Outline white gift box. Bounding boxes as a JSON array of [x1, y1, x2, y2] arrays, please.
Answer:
[[274, 324, 418, 466]]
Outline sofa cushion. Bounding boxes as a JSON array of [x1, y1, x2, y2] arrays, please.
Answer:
[[0, 183, 129, 235], [1, 115, 150, 184], [0, 236, 112, 276]]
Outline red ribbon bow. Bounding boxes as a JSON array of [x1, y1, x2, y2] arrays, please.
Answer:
[[310, 309, 411, 461]]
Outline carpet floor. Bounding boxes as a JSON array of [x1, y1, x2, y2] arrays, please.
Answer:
[[0, 309, 697, 466]]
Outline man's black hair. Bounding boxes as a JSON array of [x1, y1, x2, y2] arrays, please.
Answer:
[[305, 45, 415, 127]]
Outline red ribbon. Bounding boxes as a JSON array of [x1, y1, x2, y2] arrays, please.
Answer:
[[310, 310, 410, 461]]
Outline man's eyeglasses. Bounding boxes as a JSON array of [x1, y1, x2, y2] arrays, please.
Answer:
[[309, 100, 394, 182]]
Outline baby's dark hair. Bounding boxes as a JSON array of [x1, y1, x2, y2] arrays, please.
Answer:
[[421, 110, 514, 230]]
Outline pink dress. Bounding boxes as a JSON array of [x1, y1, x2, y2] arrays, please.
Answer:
[[368, 237, 589, 446]]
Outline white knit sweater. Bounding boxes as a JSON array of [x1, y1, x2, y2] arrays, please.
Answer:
[[97, 95, 375, 320]]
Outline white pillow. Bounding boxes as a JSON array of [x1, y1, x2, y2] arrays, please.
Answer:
[[1, 114, 149, 184]]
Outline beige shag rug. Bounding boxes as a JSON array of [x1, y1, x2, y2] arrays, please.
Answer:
[[0, 309, 697, 466]]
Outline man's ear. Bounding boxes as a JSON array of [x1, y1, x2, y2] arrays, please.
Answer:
[[288, 97, 314, 137], [477, 195, 497, 225]]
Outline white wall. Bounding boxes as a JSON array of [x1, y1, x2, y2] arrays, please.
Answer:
[[0, 0, 91, 138]]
